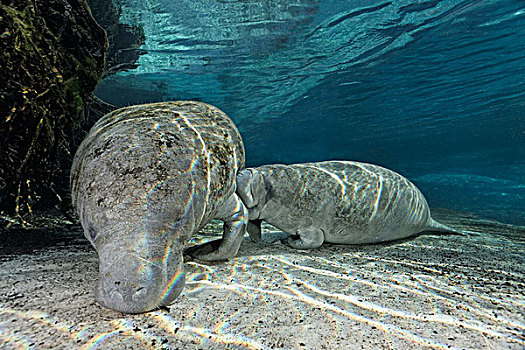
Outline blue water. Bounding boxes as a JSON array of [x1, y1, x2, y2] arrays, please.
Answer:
[[95, 0, 525, 225]]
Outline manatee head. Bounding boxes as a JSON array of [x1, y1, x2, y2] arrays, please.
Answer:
[[93, 229, 186, 314], [236, 168, 271, 220], [76, 177, 202, 314], [71, 127, 204, 314]]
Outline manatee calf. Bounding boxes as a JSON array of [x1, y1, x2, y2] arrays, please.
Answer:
[[236, 161, 460, 249], [71, 101, 247, 313]]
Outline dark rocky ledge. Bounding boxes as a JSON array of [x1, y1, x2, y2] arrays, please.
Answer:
[[0, 0, 107, 227], [86, 0, 145, 76]]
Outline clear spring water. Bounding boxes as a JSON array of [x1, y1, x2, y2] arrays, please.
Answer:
[[94, 0, 525, 226]]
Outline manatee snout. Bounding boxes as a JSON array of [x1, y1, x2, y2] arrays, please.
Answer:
[[94, 247, 185, 314], [236, 169, 266, 212]]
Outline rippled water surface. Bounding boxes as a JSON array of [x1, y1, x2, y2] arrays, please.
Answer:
[[95, 0, 525, 225]]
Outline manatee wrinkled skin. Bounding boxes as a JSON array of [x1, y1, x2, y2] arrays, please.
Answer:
[[71, 101, 247, 313], [236, 161, 460, 249]]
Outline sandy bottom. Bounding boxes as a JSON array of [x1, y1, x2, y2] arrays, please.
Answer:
[[0, 209, 524, 350]]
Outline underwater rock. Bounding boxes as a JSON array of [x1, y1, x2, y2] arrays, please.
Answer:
[[0, 0, 107, 227], [85, 0, 145, 75]]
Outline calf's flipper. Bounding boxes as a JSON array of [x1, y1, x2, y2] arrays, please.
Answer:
[[286, 227, 325, 249]]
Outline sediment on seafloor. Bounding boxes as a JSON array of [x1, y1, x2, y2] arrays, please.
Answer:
[[0, 209, 523, 349]]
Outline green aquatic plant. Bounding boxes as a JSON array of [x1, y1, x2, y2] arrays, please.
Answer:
[[0, 0, 107, 228]]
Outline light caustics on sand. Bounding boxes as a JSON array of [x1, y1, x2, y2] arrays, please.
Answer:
[[0, 307, 177, 350], [321, 253, 524, 308], [0, 306, 246, 350], [81, 318, 175, 350], [0, 308, 92, 347], [1, 246, 523, 349], [275, 253, 525, 312], [180, 254, 525, 349], [271, 255, 524, 334], [186, 278, 461, 349], [148, 311, 271, 350], [336, 250, 525, 309]]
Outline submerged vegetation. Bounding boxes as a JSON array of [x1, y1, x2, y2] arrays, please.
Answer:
[[0, 0, 107, 228]]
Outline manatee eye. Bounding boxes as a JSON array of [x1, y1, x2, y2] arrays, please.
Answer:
[[265, 178, 274, 198], [87, 224, 97, 241]]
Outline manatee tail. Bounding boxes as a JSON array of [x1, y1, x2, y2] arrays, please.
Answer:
[[427, 219, 464, 235]]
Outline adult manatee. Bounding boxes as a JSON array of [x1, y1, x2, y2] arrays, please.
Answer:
[[71, 101, 247, 313]]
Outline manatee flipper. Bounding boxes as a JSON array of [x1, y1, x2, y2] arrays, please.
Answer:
[[247, 219, 263, 242], [286, 227, 325, 249], [187, 193, 248, 261]]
